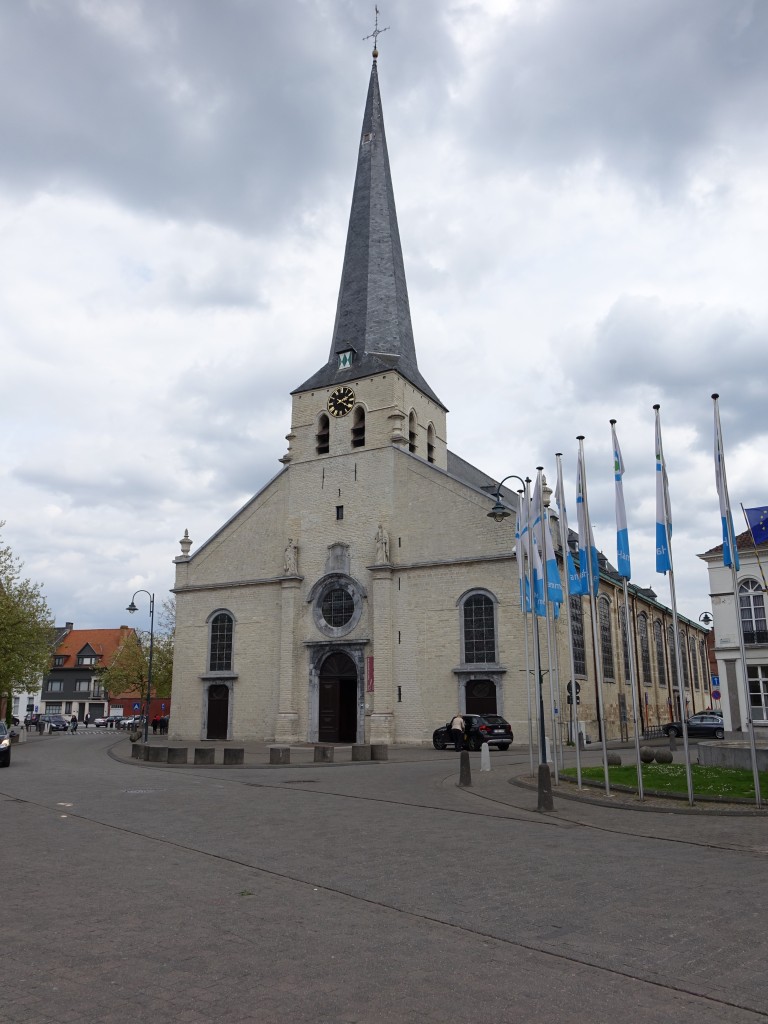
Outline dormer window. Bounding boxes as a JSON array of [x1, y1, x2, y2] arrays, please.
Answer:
[[77, 655, 98, 666], [316, 413, 330, 454], [351, 407, 365, 448], [53, 656, 65, 667]]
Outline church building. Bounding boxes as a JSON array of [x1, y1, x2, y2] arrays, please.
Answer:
[[169, 53, 710, 748]]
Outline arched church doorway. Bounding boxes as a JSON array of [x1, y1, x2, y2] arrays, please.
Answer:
[[206, 684, 229, 740], [318, 652, 358, 743], [465, 679, 497, 716]]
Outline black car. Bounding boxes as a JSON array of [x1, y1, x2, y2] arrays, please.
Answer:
[[0, 722, 11, 767], [665, 713, 725, 740], [433, 714, 514, 751], [40, 714, 70, 732]]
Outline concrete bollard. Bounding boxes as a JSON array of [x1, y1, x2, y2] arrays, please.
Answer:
[[146, 746, 168, 763], [371, 744, 388, 761], [314, 745, 334, 763], [607, 752, 622, 766], [459, 750, 472, 787], [167, 747, 188, 765], [269, 746, 291, 765], [194, 747, 215, 765], [480, 742, 491, 772], [223, 748, 244, 765], [537, 763, 554, 812], [669, 734, 677, 752], [352, 744, 372, 761], [640, 746, 655, 763], [131, 743, 144, 760]]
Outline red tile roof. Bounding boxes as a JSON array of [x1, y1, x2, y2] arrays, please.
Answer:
[[701, 527, 768, 558], [53, 626, 135, 667]]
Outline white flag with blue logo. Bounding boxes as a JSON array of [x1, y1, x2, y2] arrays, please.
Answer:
[[543, 507, 563, 604], [576, 449, 600, 594], [713, 398, 740, 570], [555, 472, 586, 596], [654, 409, 672, 574], [611, 422, 631, 579], [515, 498, 531, 612]]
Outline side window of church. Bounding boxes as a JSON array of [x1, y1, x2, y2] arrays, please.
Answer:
[[209, 612, 234, 672], [463, 593, 496, 663]]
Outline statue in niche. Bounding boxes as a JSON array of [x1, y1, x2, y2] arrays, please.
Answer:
[[375, 524, 390, 564], [284, 538, 298, 574]]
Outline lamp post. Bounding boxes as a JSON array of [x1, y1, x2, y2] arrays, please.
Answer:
[[698, 611, 713, 629], [127, 590, 155, 744], [489, 479, 548, 806]]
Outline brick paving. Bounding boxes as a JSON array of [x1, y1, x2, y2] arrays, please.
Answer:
[[3, 731, 767, 1023]]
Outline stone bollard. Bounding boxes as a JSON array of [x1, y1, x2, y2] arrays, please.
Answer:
[[640, 746, 655, 763], [194, 747, 215, 765], [352, 744, 372, 761], [655, 749, 673, 764], [314, 745, 334, 763], [223, 748, 244, 765], [131, 743, 144, 760], [480, 742, 491, 772], [146, 746, 168, 763], [458, 750, 472, 787], [167, 747, 188, 765], [607, 752, 622, 766], [668, 734, 677, 752], [371, 744, 388, 761], [537, 763, 554, 811], [269, 746, 291, 765]]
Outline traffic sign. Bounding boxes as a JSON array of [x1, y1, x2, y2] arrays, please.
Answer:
[[133, 702, 140, 711], [712, 688, 721, 701], [566, 681, 581, 696]]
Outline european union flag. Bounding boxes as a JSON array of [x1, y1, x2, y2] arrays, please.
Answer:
[[745, 506, 768, 546]]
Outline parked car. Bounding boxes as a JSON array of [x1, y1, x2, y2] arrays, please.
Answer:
[[665, 713, 725, 740], [121, 716, 145, 730], [0, 722, 11, 766], [93, 717, 109, 727], [40, 714, 70, 732], [433, 714, 514, 751]]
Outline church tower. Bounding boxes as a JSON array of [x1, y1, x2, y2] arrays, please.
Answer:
[[281, 53, 447, 470]]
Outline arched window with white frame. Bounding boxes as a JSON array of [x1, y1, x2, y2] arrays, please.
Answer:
[[739, 579, 767, 644], [208, 611, 234, 672]]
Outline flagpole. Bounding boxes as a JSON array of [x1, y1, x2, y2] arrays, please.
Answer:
[[713, 395, 762, 808], [555, 453, 582, 787], [525, 475, 547, 766], [577, 436, 611, 795], [653, 405, 695, 807], [517, 488, 536, 778], [536, 468, 560, 785], [610, 420, 644, 801]]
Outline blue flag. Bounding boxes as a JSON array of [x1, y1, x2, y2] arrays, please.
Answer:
[[655, 410, 672, 574], [745, 506, 768, 546], [611, 422, 631, 579]]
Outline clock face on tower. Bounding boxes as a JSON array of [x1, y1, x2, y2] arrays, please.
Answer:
[[327, 386, 356, 417]]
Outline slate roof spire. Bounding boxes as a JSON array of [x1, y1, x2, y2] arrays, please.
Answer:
[[294, 56, 444, 408]]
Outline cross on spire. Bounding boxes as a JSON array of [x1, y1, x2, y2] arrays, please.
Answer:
[[363, 5, 389, 59]]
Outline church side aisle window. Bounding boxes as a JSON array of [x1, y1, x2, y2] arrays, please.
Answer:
[[570, 595, 586, 676], [690, 636, 700, 690], [209, 612, 234, 672], [462, 593, 496, 663], [667, 625, 679, 688], [598, 597, 614, 682], [619, 606, 631, 682], [638, 613, 652, 684], [316, 413, 330, 454], [654, 619, 667, 687]]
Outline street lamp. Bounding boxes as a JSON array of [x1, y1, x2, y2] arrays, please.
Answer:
[[127, 590, 155, 744], [698, 611, 713, 629], [487, 475, 547, 768]]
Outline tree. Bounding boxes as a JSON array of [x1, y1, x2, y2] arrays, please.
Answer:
[[100, 597, 174, 702], [0, 524, 55, 722]]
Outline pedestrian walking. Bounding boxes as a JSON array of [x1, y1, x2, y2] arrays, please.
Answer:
[[152, 716, 159, 735], [84, 712, 90, 728], [449, 713, 465, 752], [70, 715, 78, 734]]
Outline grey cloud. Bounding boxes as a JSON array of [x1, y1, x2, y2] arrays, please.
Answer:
[[463, 0, 768, 193]]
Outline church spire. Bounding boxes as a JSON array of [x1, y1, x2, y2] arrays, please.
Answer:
[[294, 56, 443, 408]]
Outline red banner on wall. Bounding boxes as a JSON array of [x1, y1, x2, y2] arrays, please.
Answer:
[[366, 656, 374, 693]]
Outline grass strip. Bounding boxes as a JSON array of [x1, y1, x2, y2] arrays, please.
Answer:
[[562, 763, 768, 800]]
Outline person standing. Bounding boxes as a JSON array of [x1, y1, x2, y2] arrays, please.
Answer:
[[70, 714, 78, 734], [449, 713, 465, 752]]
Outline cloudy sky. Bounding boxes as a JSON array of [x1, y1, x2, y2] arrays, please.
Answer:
[[2, 0, 766, 632]]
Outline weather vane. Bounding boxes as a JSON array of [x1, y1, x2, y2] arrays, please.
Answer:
[[363, 5, 389, 59]]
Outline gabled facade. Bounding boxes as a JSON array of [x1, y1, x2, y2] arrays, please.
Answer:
[[41, 625, 135, 721], [169, 55, 710, 748], [700, 529, 768, 733]]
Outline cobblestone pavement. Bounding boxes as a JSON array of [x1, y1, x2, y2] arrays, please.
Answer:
[[4, 732, 767, 1023]]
